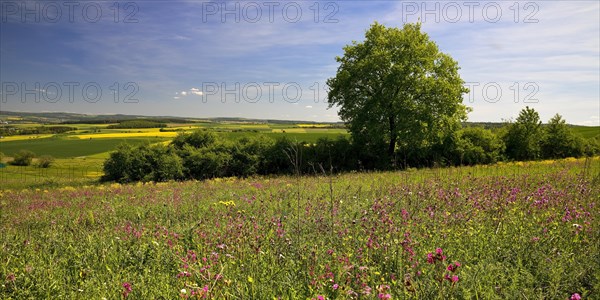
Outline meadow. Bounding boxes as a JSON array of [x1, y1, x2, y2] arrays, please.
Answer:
[[1, 157, 598, 299]]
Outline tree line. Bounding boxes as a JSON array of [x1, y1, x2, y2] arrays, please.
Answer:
[[102, 107, 599, 183], [0, 126, 77, 136], [106, 120, 167, 129]]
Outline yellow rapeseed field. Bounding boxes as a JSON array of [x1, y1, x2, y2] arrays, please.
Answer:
[[297, 124, 333, 128], [0, 134, 53, 142], [71, 132, 178, 139], [271, 128, 306, 133]]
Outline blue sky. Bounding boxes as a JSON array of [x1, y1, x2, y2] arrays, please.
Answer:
[[1, 1, 598, 125]]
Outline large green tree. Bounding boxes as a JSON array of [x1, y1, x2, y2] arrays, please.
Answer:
[[541, 114, 586, 158], [504, 106, 543, 160], [327, 22, 469, 167]]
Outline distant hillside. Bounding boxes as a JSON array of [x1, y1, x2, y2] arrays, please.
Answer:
[[0, 111, 194, 124], [1, 111, 597, 139], [0, 111, 345, 126], [570, 125, 600, 139]]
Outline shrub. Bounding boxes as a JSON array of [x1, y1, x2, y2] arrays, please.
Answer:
[[180, 146, 231, 179], [541, 114, 587, 159], [102, 144, 134, 182], [261, 137, 297, 175], [9, 150, 35, 166], [171, 130, 216, 149], [146, 145, 184, 181], [503, 107, 543, 161], [37, 155, 55, 168], [457, 127, 505, 165], [102, 143, 183, 182]]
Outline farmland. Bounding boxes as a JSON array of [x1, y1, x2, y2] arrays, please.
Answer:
[[1, 157, 598, 298], [0, 120, 348, 189]]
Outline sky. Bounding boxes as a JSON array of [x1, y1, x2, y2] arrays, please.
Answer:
[[0, 0, 598, 125]]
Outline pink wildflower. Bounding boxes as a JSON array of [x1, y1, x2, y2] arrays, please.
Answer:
[[122, 282, 132, 298], [570, 293, 581, 300], [447, 262, 460, 272], [426, 253, 434, 264]]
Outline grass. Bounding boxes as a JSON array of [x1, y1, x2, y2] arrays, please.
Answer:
[[0, 157, 104, 190], [0, 157, 598, 299], [0, 136, 170, 158], [0, 135, 54, 142], [571, 125, 600, 139]]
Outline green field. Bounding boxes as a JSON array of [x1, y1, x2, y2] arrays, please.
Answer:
[[0, 122, 348, 159], [572, 125, 600, 139], [0, 157, 104, 190], [1, 157, 598, 298], [0, 136, 170, 158]]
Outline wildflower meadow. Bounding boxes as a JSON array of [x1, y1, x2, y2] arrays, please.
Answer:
[[1, 158, 599, 299]]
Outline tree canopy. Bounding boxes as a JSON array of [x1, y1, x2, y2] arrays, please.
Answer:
[[504, 106, 543, 161], [327, 22, 469, 167]]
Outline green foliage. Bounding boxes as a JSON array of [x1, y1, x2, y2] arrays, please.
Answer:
[[179, 145, 231, 179], [327, 22, 469, 167], [457, 127, 505, 165], [9, 150, 36, 166], [541, 114, 587, 159], [504, 106, 543, 160], [227, 136, 272, 177], [0, 126, 77, 136], [584, 137, 600, 156], [37, 155, 55, 168], [171, 130, 216, 149], [148, 145, 185, 182], [104, 130, 362, 181], [307, 136, 358, 172], [260, 137, 296, 174], [106, 120, 167, 129], [102, 143, 183, 182]]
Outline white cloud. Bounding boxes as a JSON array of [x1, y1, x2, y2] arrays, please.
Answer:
[[579, 115, 600, 126], [174, 88, 203, 98], [173, 96, 180, 100], [190, 88, 203, 96]]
